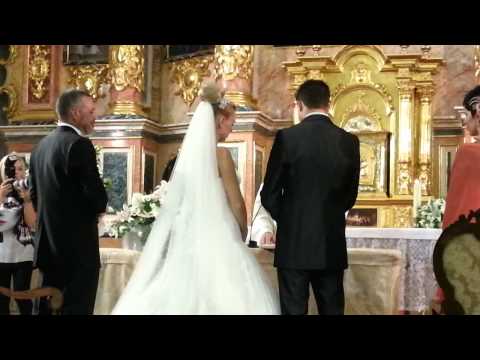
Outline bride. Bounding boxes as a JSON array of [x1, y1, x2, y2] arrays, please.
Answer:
[[112, 83, 280, 315]]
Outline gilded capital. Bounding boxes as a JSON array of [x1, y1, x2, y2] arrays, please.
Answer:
[[214, 45, 254, 81], [397, 79, 415, 99], [110, 45, 144, 93], [417, 86, 435, 103]]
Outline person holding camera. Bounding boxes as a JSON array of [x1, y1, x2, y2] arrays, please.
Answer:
[[0, 153, 37, 315]]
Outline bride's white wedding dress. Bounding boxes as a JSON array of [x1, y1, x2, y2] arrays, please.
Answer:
[[112, 101, 280, 315]]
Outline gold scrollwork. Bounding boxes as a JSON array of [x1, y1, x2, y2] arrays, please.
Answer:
[[171, 55, 213, 106], [475, 45, 480, 80], [68, 65, 110, 99], [0, 45, 18, 66], [0, 84, 18, 118], [28, 45, 51, 100], [214, 45, 254, 81], [398, 161, 412, 195], [110, 45, 144, 93]]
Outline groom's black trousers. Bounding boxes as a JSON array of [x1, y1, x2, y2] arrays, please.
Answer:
[[277, 268, 344, 315], [36, 263, 100, 315]]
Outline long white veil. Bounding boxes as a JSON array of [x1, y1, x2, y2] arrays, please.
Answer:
[[112, 101, 232, 314]]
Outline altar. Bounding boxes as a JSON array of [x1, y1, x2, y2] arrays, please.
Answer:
[[262, 227, 442, 313], [346, 227, 442, 313]]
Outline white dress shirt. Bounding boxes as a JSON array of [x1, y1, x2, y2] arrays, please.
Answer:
[[0, 204, 34, 263], [57, 121, 84, 136], [303, 111, 331, 119]]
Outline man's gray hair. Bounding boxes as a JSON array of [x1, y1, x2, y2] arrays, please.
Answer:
[[55, 89, 90, 122]]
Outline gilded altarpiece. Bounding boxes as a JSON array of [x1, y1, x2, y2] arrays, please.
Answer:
[[8, 45, 61, 122], [283, 46, 443, 227]]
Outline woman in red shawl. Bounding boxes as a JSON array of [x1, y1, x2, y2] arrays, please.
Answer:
[[433, 85, 480, 312]]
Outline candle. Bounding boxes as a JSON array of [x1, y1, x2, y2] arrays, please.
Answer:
[[413, 179, 421, 221], [293, 102, 300, 125]]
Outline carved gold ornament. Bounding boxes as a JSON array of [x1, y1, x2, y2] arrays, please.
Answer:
[[110, 45, 144, 92], [171, 55, 213, 106], [0, 45, 17, 65], [28, 45, 50, 100], [393, 206, 412, 227], [350, 62, 372, 84], [0, 84, 18, 118], [68, 65, 110, 99], [214, 45, 253, 81]]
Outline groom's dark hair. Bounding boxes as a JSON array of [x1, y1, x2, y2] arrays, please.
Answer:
[[295, 80, 330, 109]]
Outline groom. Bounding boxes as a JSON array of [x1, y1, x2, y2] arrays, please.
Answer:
[[261, 80, 360, 315], [30, 89, 108, 315]]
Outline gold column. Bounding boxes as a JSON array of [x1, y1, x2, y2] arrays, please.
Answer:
[[214, 45, 256, 109], [417, 85, 435, 196], [108, 45, 146, 116], [396, 79, 415, 195]]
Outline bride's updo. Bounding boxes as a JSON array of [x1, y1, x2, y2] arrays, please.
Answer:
[[199, 82, 236, 121]]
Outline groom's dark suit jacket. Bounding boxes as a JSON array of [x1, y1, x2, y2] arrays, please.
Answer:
[[261, 114, 360, 270], [29, 126, 108, 272]]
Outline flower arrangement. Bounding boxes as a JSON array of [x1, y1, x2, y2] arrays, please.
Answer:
[[108, 181, 168, 243], [415, 198, 446, 229]]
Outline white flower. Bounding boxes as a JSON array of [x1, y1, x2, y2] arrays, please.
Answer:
[[153, 180, 169, 205], [150, 203, 161, 217]]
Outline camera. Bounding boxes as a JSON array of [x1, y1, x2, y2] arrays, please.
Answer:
[[3, 154, 29, 202], [13, 177, 29, 191]]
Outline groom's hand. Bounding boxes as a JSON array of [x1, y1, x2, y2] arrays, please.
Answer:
[[261, 232, 276, 246]]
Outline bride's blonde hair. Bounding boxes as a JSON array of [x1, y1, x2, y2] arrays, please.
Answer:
[[199, 82, 236, 122]]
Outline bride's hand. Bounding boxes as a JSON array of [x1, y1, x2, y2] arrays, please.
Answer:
[[261, 232, 276, 246]]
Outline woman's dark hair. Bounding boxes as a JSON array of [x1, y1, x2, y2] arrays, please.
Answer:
[[463, 85, 480, 116], [0, 153, 32, 245]]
